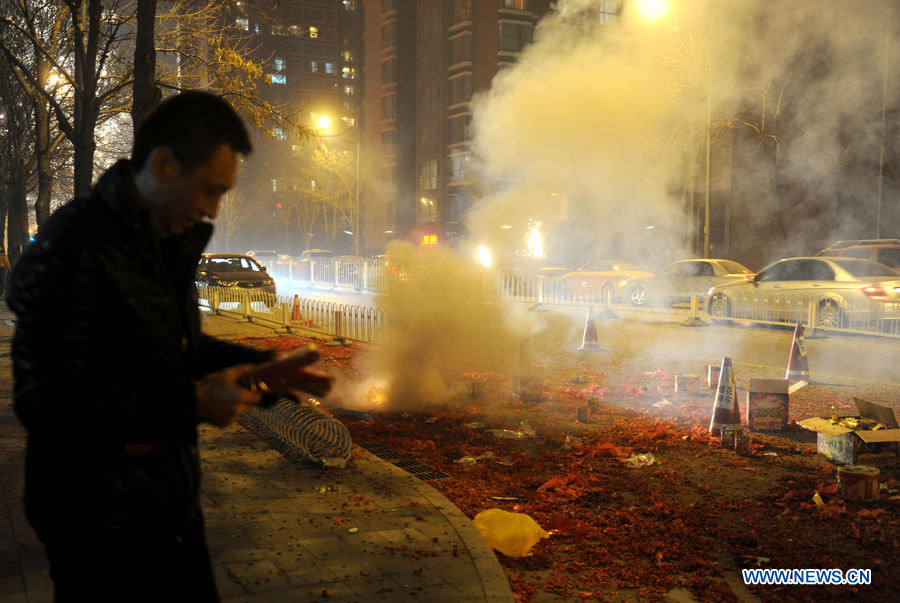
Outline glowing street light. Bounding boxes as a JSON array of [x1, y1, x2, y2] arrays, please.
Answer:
[[316, 115, 332, 132], [637, 0, 669, 20]]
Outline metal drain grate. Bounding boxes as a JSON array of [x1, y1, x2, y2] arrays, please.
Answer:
[[392, 459, 450, 481], [357, 442, 449, 480], [358, 441, 404, 461]]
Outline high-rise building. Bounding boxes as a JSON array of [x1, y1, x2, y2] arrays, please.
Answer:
[[362, 0, 554, 251], [223, 0, 363, 254]]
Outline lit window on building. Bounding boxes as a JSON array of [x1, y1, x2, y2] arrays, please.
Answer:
[[309, 26, 319, 39], [342, 50, 354, 63], [502, 0, 532, 10], [274, 57, 285, 71], [450, 154, 470, 181], [290, 24, 302, 36], [342, 0, 356, 10], [271, 179, 279, 192], [344, 85, 354, 95], [499, 22, 533, 52], [449, 0, 472, 23], [325, 62, 334, 74], [273, 127, 286, 140], [309, 60, 318, 72], [236, 17, 249, 31], [271, 74, 286, 85], [291, 145, 301, 157], [419, 160, 437, 190], [342, 66, 356, 79], [421, 234, 438, 245], [343, 117, 357, 127], [310, 179, 317, 189]]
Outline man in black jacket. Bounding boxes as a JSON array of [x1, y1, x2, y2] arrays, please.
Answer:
[[7, 92, 284, 601]]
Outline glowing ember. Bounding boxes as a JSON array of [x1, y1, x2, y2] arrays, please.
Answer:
[[524, 219, 545, 258], [475, 244, 493, 268], [367, 385, 388, 407]]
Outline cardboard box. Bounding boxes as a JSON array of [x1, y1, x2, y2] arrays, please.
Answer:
[[675, 374, 700, 394], [707, 364, 721, 389], [799, 397, 900, 466], [746, 378, 789, 431]]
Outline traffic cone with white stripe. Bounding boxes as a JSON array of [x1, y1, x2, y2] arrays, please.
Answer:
[[709, 357, 741, 436], [785, 322, 810, 384], [577, 307, 603, 352]]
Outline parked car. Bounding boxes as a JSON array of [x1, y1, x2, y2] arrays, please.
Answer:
[[335, 255, 367, 287], [196, 253, 277, 306], [815, 239, 900, 273], [500, 257, 571, 298], [293, 249, 335, 282], [626, 259, 754, 307], [557, 260, 653, 301], [706, 257, 900, 328]]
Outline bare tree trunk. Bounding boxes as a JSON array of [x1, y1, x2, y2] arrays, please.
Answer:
[[6, 173, 30, 262], [0, 187, 9, 254], [70, 0, 102, 197], [34, 92, 53, 225], [132, 0, 160, 131]]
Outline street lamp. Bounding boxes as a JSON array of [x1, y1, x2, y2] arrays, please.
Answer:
[[637, 0, 669, 21], [636, 0, 711, 258]]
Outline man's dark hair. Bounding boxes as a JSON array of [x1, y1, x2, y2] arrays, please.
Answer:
[[131, 91, 253, 172]]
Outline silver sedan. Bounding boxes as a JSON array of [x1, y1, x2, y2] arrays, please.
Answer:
[[626, 259, 753, 307], [706, 257, 900, 328]]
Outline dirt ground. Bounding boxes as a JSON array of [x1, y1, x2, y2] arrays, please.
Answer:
[[231, 332, 900, 603]]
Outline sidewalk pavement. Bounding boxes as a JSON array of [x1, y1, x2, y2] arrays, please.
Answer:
[[0, 302, 514, 602]]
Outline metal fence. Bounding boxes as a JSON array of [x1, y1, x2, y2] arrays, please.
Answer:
[[197, 285, 388, 343], [200, 266, 900, 339]]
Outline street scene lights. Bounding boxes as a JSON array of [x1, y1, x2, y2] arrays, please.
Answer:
[[637, 0, 670, 21]]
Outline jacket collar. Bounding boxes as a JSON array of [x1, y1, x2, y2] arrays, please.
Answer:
[[94, 159, 213, 269]]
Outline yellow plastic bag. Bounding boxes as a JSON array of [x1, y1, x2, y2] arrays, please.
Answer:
[[472, 508, 550, 557]]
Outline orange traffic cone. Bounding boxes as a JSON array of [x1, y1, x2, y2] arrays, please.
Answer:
[[709, 357, 741, 436], [577, 307, 603, 352], [290, 295, 302, 325], [785, 322, 810, 383]]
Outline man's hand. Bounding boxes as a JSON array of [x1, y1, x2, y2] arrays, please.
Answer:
[[195, 364, 262, 427]]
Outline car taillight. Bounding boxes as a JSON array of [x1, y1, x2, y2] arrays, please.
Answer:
[[212, 275, 221, 280], [861, 286, 890, 302]]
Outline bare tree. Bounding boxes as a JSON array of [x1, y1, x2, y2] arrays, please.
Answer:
[[299, 142, 364, 253], [0, 52, 35, 261]]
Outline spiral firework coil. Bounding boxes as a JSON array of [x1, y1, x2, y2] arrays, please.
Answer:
[[244, 398, 352, 467]]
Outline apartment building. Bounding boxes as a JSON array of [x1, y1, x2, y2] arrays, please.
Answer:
[[362, 0, 554, 250], [226, 0, 363, 253]]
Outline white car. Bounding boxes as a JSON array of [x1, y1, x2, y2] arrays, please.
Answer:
[[706, 257, 900, 328]]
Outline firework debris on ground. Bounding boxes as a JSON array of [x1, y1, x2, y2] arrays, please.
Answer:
[[234, 335, 900, 602]]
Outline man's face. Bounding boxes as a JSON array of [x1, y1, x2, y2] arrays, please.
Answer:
[[152, 144, 239, 236]]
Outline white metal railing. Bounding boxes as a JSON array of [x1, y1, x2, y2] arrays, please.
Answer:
[[708, 290, 900, 336], [200, 266, 900, 339], [197, 285, 388, 343]]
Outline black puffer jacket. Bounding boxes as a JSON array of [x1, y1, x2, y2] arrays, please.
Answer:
[[7, 160, 273, 540]]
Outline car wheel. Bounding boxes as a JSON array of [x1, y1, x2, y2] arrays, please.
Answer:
[[709, 293, 732, 320], [630, 286, 646, 306], [817, 299, 843, 328]]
